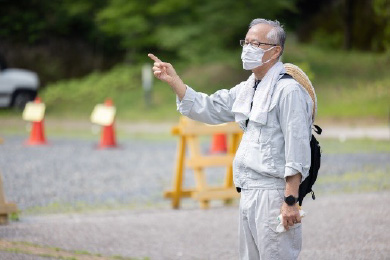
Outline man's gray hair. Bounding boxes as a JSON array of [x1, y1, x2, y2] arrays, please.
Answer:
[[249, 18, 286, 56]]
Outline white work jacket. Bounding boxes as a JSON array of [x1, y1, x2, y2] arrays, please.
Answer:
[[176, 75, 313, 190]]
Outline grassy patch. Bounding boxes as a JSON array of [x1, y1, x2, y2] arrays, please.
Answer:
[[9, 212, 20, 221], [0, 240, 149, 260], [1, 41, 388, 123], [320, 138, 390, 154], [315, 170, 390, 195], [22, 200, 170, 216], [283, 41, 390, 121]]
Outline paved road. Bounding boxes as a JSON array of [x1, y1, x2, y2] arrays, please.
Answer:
[[1, 191, 389, 260]]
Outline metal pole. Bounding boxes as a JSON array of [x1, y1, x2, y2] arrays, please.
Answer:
[[142, 64, 153, 107]]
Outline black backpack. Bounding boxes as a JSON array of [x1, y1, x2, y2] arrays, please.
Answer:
[[280, 73, 322, 206], [298, 125, 322, 206]]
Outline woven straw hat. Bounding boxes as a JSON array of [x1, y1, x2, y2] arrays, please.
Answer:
[[284, 63, 317, 121]]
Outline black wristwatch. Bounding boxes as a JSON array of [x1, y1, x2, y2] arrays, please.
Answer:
[[284, 195, 298, 206]]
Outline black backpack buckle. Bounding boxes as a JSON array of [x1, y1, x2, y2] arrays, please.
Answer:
[[313, 125, 322, 135]]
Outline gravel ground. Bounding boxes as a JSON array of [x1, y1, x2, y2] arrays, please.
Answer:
[[0, 135, 389, 259], [0, 192, 389, 260], [0, 252, 57, 260], [0, 136, 389, 211]]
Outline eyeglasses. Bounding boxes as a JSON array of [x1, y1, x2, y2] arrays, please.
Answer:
[[240, 40, 278, 48]]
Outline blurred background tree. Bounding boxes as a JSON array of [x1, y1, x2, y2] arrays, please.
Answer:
[[95, 0, 296, 62], [1, 0, 389, 124], [0, 0, 123, 84], [372, 0, 390, 52], [1, 0, 389, 85], [290, 0, 390, 52]]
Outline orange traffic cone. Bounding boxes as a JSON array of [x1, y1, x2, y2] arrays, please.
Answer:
[[98, 98, 117, 149], [26, 97, 47, 145], [210, 133, 227, 154]]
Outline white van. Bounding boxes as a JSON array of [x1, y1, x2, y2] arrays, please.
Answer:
[[0, 68, 40, 109]]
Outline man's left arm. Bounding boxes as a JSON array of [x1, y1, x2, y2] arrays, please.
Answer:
[[282, 173, 301, 230], [278, 86, 312, 230]]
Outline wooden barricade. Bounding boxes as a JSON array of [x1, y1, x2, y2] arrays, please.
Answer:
[[0, 172, 18, 224], [164, 117, 243, 209]]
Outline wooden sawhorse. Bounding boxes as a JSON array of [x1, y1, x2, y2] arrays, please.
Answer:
[[0, 172, 18, 224], [164, 117, 243, 209]]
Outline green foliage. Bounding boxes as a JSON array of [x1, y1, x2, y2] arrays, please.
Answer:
[[3, 0, 390, 92], [372, 0, 390, 51], [0, 0, 49, 44], [2, 0, 390, 87], [42, 65, 142, 117], [39, 41, 390, 122], [95, 0, 297, 61], [283, 41, 390, 120], [311, 29, 344, 50], [289, 0, 390, 52], [96, 0, 150, 49], [0, 0, 106, 43]]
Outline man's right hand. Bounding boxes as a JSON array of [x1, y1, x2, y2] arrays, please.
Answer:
[[147, 53, 186, 100], [148, 53, 176, 83]]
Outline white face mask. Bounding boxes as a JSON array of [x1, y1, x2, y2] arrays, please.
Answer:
[[241, 45, 275, 70]]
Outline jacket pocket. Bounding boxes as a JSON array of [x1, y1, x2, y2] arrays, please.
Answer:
[[268, 189, 301, 233]]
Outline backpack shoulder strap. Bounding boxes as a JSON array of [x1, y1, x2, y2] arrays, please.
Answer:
[[280, 73, 293, 80]]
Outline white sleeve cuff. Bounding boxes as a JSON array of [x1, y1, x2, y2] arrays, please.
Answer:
[[176, 85, 196, 116], [284, 163, 308, 183]]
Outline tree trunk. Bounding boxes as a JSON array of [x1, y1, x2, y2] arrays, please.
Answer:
[[344, 0, 355, 50]]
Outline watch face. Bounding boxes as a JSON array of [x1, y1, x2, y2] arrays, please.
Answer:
[[285, 195, 296, 206]]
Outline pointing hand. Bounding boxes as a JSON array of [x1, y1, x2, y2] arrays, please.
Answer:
[[148, 53, 179, 85]]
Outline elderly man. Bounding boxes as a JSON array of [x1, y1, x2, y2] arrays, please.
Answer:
[[148, 18, 312, 260]]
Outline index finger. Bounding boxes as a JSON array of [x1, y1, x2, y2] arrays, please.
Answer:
[[148, 53, 162, 62]]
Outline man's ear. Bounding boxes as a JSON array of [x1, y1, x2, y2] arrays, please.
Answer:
[[272, 46, 282, 60]]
